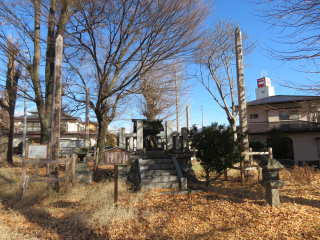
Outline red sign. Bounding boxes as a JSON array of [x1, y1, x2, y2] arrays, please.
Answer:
[[257, 77, 271, 88], [103, 147, 130, 165]]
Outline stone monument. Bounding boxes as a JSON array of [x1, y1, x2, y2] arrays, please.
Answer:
[[259, 158, 285, 207]]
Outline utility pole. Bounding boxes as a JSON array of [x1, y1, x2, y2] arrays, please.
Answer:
[[50, 35, 63, 165], [22, 51, 28, 157], [235, 28, 249, 185], [175, 66, 179, 132], [200, 106, 203, 128], [84, 88, 89, 147]]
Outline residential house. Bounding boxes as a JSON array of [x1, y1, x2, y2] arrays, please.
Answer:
[[13, 110, 98, 155], [247, 77, 320, 166]]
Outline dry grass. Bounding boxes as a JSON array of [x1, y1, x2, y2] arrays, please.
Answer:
[[0, 160, 143, 239], [1, 158, 320, 239]]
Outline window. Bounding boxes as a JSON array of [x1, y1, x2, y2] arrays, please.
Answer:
[[250, 114, 259, 119], [279, 110, 299, 120]]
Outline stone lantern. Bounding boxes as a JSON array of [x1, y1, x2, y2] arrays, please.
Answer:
[[259, 159, 285, 207]]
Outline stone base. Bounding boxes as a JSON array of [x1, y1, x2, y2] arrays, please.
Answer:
[[266, 188, 280, 207], [76, 171, 93, 185]]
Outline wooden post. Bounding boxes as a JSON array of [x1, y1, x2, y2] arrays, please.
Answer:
[[96, 148, 99, 167], [235, 28, 249, 183], [72, 153, 76, 186], [249, 148, 253, 165], [114, 165, 118, 203], [50, 35, 64, 169], [268, 147, 273, 159], [21, 156, 27, 188], [84, 88, 89, 147], [54, 166, 59, 192], [35, 155, 39, 175], [186, 105, 190, 130], [64, 156, 70, 193], [241, 152, 245, 185], [175, 66, 179, 132]]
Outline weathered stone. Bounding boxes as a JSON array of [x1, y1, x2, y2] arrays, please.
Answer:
[[76, 171, 93, 185], [259, 159, 284, 170], [259, 158, 285, 207]]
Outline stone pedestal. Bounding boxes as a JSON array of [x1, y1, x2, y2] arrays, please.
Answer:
[[75, 162, 93, 185], [259, 159, 285, 207]]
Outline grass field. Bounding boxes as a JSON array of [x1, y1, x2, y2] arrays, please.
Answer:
[[1, 158, 320, 239]]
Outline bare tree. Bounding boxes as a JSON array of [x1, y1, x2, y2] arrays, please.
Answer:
[[0, 39, 21, 165], [63, 0, 211, 159], [0, 0, 77, 145], [248, 0, 320, 66], [194, 19, 256, 141], [135, 62, 191, 124]]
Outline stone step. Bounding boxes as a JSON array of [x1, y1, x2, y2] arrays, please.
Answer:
[[145, 175, 178, 183], [145, 181, 180, 189], [144, 169, 177, 177], [142, 159, 173, 165], [75, 163, 90, 173], [143, 164, 175, 171], [133, 154, 171, 159]]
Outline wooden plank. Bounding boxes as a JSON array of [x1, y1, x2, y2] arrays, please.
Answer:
[[35, 155, 39, 175], [114, 165, 118, 203], [72, 153, 76, 186], [25, 159, 72, 165], [65, 156, 70, 193], [244, 152, 269, 155], [20, 175, 29, 203], [240, 152, 245, 185], [29, 178, 66, 183], [51, 35, 64, 166]]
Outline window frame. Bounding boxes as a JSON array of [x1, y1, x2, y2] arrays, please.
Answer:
[[250, 114, 259, 119]]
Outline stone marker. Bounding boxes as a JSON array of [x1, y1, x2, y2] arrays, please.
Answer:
[[259, 159, 285, 207], [75, 162, 93, 185]]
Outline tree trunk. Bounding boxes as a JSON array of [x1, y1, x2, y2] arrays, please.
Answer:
[[0, 47, 20, 165], [0, 110, 10, 165], [96, 117, 109, 163]]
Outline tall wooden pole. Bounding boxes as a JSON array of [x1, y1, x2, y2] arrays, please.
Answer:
[[235, 28, 249, 185], [50, 35, 63, 164], [84, 88, 89, 147], [175, 66, 180, 132], [186, 105, 190, 130]]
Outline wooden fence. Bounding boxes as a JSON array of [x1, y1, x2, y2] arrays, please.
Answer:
[[231, 147, 273, 184], [21, 154, 76, 194]]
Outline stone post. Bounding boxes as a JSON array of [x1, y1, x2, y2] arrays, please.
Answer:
[[165, 120, 173, 151], [259, 159, 285, 207], [137, 120, 143, 151], [129, 136, 134, 152], [118, 127, 126, 149], [182, 127, 188, 152]]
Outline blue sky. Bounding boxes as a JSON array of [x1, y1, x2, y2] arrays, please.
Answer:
[[184, 0, 319, 130], [13, 0, 319, 132]]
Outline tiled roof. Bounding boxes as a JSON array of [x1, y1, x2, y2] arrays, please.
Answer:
[[248, 120, 320, 134], [247, 95, 320, 106]]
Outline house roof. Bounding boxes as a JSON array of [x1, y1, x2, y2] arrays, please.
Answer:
[[248, 120, 320, 134], [247, 95, 320, 106], [15, 114, 81, 121]]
